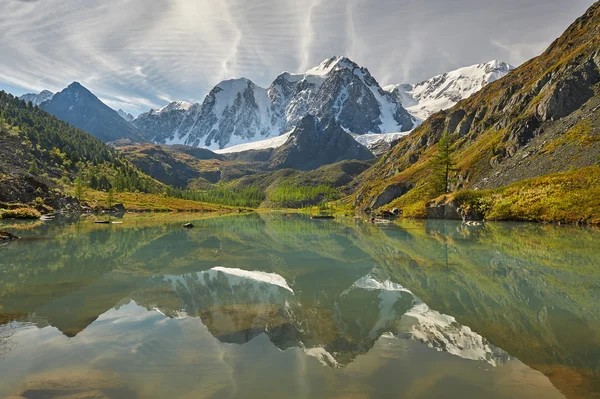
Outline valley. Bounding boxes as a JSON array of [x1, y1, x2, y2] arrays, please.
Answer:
[[1, 3, 599, 223], [1, 1, 600, 398]]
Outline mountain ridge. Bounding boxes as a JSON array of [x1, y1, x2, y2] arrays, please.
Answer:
[[384, 60, 514, 120], [132, 56, 417, 149]]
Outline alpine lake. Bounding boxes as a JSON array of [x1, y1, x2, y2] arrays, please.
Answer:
[[0, 212, 599, 399]]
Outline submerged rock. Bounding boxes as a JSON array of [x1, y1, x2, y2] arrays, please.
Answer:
[[16, 369, 135, 399], [0, 231, 19, 241]]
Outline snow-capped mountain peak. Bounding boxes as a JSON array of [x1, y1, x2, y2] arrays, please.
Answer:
[[305, 56, 359, 76], [133, 56, 417, 149], [385, 60, 514, 120], [19, 90, 54, 107], [117, 109, 135, 122], [156, 101, 192, 114]]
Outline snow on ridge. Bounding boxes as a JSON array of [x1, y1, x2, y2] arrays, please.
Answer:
[[215, 131, 292, 154], [135, 56, 416, 150], [156, 101, 192, 114], [305, 56, 356, 76], [403, 301, 508, 366], [352, 132, 409, 149], [161, 266, 294, 293], [388, 60, 513, 120]]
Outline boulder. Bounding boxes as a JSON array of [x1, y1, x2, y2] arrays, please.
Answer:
[[369, 182, 413, 210], [426, 200, 462, 220], [426, 198, 484, 221], [112, 203, 126, 212], [378, 210, 396, 218]]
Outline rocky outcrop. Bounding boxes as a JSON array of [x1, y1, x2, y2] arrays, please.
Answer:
[[0, 231, 19, 241], [269, 115, 374, 171], [368, 182, 413, 210], [426, 197, 484, 221]]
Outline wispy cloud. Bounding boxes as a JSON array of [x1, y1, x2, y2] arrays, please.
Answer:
[[0, 0, 595, 115]]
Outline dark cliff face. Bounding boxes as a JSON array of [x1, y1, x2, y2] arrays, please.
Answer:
[[354, 2, 600, 210], [41, 82, 146, 143], [269, 115, 374, 171]]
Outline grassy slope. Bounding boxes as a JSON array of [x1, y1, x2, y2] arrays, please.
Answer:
[[118, 139, 373, 210], [75, 189, 241, 212], [394, 166, 600, 224], [352, 2, 600, 221]]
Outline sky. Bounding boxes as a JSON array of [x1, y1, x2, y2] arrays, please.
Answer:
[[0, 0, 595, 116]]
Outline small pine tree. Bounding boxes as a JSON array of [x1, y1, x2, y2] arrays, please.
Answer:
[[107, 188, 115, 208], [28, 160, 39, 175], [74, 178, 85, 201], [430, 132, 456, 196]]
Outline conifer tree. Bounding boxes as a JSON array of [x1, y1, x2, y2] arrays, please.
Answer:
[[28, 160, 39, 175], [430, 132, 456, 195]]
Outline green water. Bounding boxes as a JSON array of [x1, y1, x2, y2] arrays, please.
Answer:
[[0, 213, 599, 399]]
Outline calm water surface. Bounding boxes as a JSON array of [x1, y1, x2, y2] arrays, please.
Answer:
[[0, 213, 599, 399]]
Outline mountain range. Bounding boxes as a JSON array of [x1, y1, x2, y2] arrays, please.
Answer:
[[19, 89, 54, 107], [19, 58, 509, 153], [131, 56, 417, 149]]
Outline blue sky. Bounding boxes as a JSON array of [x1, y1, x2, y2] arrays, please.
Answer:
[[0, 0, 595, 115]]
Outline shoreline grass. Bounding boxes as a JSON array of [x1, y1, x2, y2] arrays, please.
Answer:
[[0, 207, 41, 220]]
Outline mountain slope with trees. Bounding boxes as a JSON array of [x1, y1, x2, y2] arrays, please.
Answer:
[[353, 1, 600, 221], [0, 91, 165, 208], [40, 82, 146, 143]]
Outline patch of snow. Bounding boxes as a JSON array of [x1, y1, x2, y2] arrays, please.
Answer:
[[212, 78, 256, 118], [19, 90, 54, 107], [156, 101, 192, 114], [215, 131, 293, 154], [305, 56, 356, 76], [352, 132, 409, 148], [402, 301, 508, 366]]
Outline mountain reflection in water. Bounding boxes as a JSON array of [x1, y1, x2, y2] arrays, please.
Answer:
[[0, 213, 599, 398]]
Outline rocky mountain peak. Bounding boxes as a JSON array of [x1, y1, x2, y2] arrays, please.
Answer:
[[40, 82, 146, 143], [19, 90, 55, 107], [117, 109, 135, 122], [133, 57, 417, 149], [268, 115, 374, 170], [305, 56, 360, 76]]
